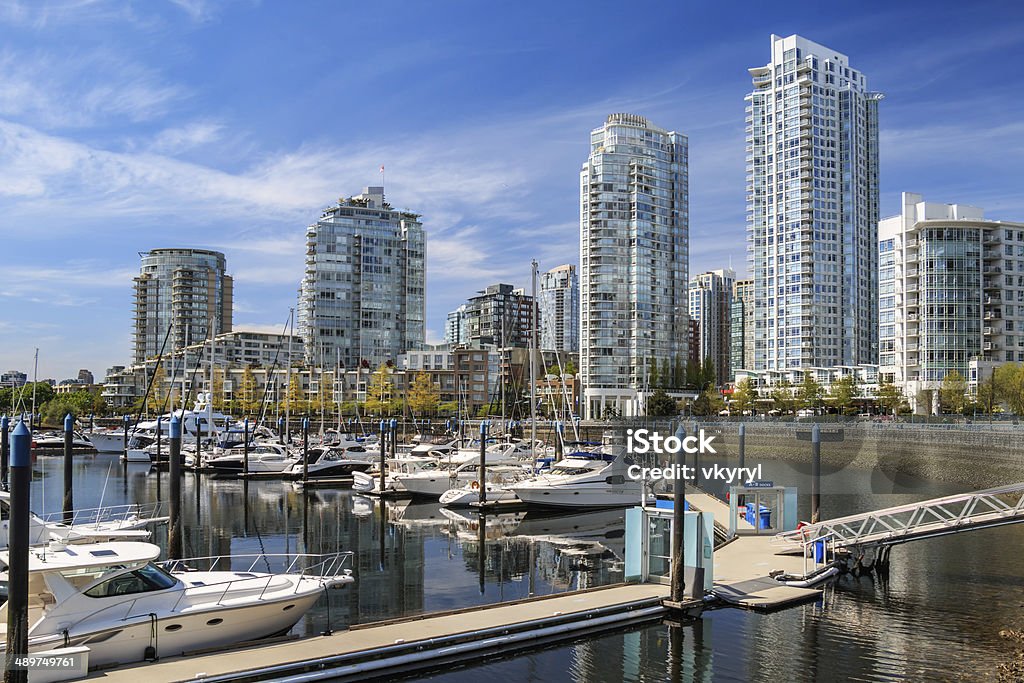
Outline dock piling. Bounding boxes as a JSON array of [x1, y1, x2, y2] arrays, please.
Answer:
[[1, 415, 8, 491], [378, 420, 386, 495], [278, 416, 285, 445], [670, 422, 687, 603], [811, 423, 821, 524], [738, 423, 746, 471], [63, 413, 74, 523], [5, 420, 31, 683], [156, 416, 162, 464], [243, 418, 249, 476], [479, 421, 487, 505], [122, 414, 130, 453], [169, 415, 182, 560], [302, 417, 310, 483]]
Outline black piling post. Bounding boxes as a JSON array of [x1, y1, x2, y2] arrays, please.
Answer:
[[168, 415, 183, 560], [811, 423, 821, 524], [670, 422, 687, 603], [378, 420, 386, 495], [5, 420, 31, 683], [554, 420, 564, 461], [1, 415, 8, 492], [479, 421, 488, 506], [156, 416, 162, 465], [243, 418, 250, 476], [278, 416, 285, 445], [691, 420, 700, 489], [122, 413, 130, 454], [63, 413, 74, 524], [738, 423, 746, 471], [389, 418, 398, 466], [302, 417, 310, 484]]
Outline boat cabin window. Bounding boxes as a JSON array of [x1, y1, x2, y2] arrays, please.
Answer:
[[551, 466, 593, 476], [1, 501, 8, 520], [84, 563, 177, 598]]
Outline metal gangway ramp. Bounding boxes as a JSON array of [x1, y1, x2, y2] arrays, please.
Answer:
[[774, 482, 1024, 551]]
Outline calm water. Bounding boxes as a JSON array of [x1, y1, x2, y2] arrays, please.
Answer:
[[25, 449, 1024, 681]]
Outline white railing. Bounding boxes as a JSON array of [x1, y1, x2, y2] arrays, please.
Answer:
[[775, 483, 1024, 550], [37, 501, 166, 529]]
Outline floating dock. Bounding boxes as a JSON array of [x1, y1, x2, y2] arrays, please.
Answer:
[[84, 584, 671, 683]]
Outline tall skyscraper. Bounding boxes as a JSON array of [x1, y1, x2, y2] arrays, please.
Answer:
[[730, 278, 756, 378], [746, 35, 882, 370], [298, 187, 425, 368], [688, 268, 735, 386], [539, 264, 579, 352], [580, 113, 689, 419], [879, 192, 1024, 413], [133, 248, 233, 364]]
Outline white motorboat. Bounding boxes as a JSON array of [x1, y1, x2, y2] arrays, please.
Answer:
[[84, 429, 133, 453], [284, 445, 374, 479], [0, 541, 354, 667], [438, 465, 529, 507], [0, 494, 165, 548], [31, 431, 93, 453], [395, 443, 533, 498], [205, 442, 298, 475], [510, 434, 645, 508], [352, 455, 438, 494]]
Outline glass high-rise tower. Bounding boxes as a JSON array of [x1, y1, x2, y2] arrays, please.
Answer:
[[298, 187, 425, 369], [746, 35, 882, 370], [133, 248, 233, 364], [580, 113, 688, 419]]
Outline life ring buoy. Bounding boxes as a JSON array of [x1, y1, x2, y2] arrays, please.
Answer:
[[470, 481, 480, 490]]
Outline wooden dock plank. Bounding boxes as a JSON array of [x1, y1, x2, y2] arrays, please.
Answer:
[[85, 584, 669, 682]]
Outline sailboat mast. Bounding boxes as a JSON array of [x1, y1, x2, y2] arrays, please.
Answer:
[[530, 260, 538, 450], [285, 307, 293, 443]]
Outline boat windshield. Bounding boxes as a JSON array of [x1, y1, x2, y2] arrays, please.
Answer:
[[83, 562, 178, 598]]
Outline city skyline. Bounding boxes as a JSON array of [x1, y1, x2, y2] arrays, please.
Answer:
[[1, 1, 1022, 379]]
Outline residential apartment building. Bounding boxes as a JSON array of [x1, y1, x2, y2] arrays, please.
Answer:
[[730, 278, 755, 378], [445, 305, 468, 345], [460, 283, 535, 348], [133, 249, 233, 364], [688, 268, 735, 386], [298, 187, 425, 369], [746, 34, 882, 371], [580, 113, 689, 419], [879, 193, 1024, 413], [539, 264, 580, 352]]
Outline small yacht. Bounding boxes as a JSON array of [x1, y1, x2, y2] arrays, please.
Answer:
[[31, 430, 93, 453], [0, 541, 354, 667], [438, 465, 529, 507], [510, 433, 645, 509], [205, 442, 298, 475], [352, 454, 438, 494], [284, 445, 374, 479], [0, 493, 165, 548], [394, 443, 532, 498]]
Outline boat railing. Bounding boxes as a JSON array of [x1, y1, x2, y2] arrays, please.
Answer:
[[160, 551, 355, 605], [37, 501, 167, 529]]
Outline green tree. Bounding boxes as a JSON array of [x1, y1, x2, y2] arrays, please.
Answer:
[[976, 376, 999, 416], [146, 364, 166, 414], [830, 376, 858, 415], [407, 372, 441, 416], [876, 378, 904, 416], [770, 378, 794, 414], [730, 378, 756, 415], [939, 370, 968, 414], [646, 389, 678, 417], [41, 391, 97, 426], [284, 374, 308, 415], [685, 358, 701, 389], [994, 363, 1024, 415], [240, 366, 259, 415], [647, 357, 660, 388], [364, 363, 397, 416], [692, 387, 725, 416], [796, 374, 825, 411], [700, 357, 716, 390], [672, 356, 684, 389]]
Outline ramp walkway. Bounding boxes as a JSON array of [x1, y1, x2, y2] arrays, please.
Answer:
[[774, 482, 1024, 551]]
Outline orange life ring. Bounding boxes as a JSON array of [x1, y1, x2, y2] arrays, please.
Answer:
[[471, 481, 480, 490]]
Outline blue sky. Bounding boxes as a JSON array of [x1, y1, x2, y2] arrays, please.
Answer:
[[1, 0, 1022, 381]]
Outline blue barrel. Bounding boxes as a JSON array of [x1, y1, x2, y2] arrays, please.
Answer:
[[813, 539, 825, 563]]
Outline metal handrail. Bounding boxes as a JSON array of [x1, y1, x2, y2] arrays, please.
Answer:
[[37, 501, 167, 529], [775, 483, 1024, 548]]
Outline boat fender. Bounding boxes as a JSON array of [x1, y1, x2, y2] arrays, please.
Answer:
[[470, 481, 480, 490]]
